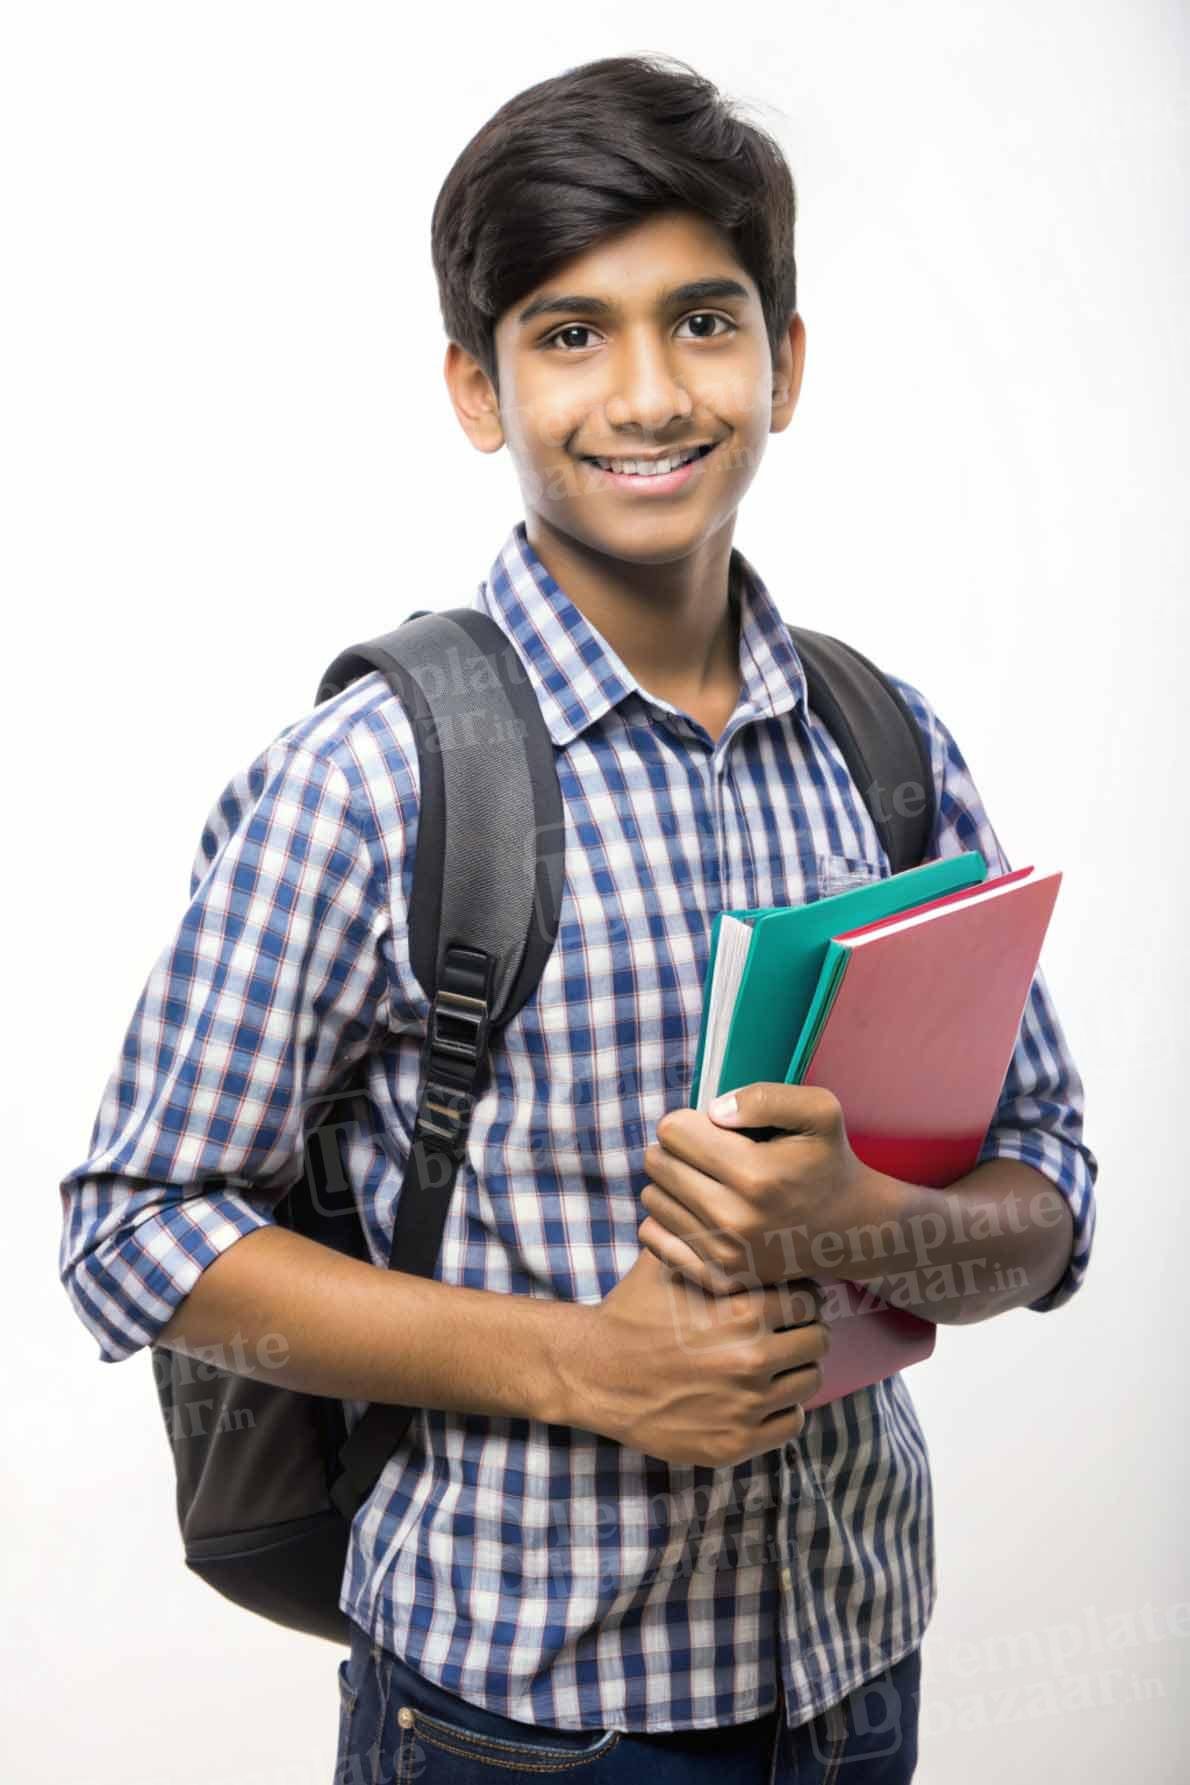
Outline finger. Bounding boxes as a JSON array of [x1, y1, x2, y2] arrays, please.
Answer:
[[644, 1139, 730, 1228], [770, 1317, 831, 1380], [771, 1278, 823, 1328], [762, 1358, 824, 1416], [655, 1110, 771, 1182], [639, 1174, 734, 1273], [637, 1216, 741, 1296]]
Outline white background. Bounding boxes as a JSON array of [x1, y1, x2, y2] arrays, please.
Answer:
[[4, 3, 1186, 1780]]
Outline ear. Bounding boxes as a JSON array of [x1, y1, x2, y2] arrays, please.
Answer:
[[443, 341, 505, 453], [770, 312, 806, 436]]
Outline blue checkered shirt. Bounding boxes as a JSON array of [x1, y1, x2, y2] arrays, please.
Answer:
[[59, 518, 1097, 1732]]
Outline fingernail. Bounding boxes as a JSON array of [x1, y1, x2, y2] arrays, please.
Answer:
[[709, 1093, 739, 1120]]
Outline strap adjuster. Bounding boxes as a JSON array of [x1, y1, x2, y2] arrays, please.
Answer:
[[413, 1077, 475, 1154], [429, 987, 490, 1065]]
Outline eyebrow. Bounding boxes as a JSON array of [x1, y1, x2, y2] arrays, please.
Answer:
[[517, 277, 752, 327]]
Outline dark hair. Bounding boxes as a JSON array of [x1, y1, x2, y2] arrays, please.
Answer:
[[430, 54, 797, 397]]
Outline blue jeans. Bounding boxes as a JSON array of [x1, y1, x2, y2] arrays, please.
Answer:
[[334, 1616, 921, 1783]]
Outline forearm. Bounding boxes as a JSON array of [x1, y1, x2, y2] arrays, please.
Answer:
[[156, 1224, 589, 1424], [812, 1159, 1076, 1326]]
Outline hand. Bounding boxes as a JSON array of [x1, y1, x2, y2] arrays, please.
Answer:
[[581, 1246, 829, 1469], [638, 1083, 883, 1294]]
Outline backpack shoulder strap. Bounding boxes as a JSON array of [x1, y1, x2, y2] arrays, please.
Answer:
[[317, 606, 565, 1024], [314, 606, 564, 1516], [787, 626, 936, 873]]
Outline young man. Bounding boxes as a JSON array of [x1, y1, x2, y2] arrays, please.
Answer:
[[59, 54, 1097, 1784]]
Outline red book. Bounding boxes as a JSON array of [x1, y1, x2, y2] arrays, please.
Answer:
[[793, 865, 1062, 1407]]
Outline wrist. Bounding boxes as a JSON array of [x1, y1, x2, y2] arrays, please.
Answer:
[[538, 1299, 603, 1433], [859, 1160, 914, 1232], [832, 1159, 924, 1286]]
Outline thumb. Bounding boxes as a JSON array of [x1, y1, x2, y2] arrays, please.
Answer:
[[708, 1081, 821, 1139], [707, 1089, 741, 1123]]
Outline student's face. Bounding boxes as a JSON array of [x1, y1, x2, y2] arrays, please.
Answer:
[[446, 209, 804, 569]]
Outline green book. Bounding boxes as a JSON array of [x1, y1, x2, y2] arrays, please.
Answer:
[[690, 852, 988, 1110], [785, 945, 852, 1084]]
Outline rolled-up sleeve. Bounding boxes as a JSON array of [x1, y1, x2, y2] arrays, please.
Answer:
[[58, 736, 393, 1362], [889, 676, 1099, 1314]]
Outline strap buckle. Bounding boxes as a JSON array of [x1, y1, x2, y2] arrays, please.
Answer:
[[428, 987, 490, 1066]]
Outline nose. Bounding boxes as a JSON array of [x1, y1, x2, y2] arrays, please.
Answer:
[[602, 332, 694, 434]]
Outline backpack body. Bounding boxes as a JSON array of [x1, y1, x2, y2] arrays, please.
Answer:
[[149, 605, 936, 1645]]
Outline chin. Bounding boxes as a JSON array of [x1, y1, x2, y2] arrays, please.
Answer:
[[551, 505, 725, 566]]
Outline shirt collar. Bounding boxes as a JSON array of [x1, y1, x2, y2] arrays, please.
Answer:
[[474, 520, 809, 749]]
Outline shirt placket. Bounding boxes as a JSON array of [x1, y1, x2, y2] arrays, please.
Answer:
[[709, 718, 823, 1691]]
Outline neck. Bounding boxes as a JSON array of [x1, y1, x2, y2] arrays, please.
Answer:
[[522, 515, 743, 703]]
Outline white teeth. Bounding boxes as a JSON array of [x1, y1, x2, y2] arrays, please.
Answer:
[[592, 447, 703, 477]]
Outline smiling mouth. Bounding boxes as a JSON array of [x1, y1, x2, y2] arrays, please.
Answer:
[[578, 441, 720, 477]]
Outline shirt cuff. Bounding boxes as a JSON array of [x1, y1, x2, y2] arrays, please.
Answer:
[[60, 1185, 277, 1364]]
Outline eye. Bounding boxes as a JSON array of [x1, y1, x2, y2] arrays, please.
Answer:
[[541, 312, 738, 353], [674, 312, 737, 341], [543, 323, 603, 353]]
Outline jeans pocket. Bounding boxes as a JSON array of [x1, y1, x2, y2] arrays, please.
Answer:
[[333, 1656, 362, 1784], [334, 1630, 393, 1785], [386, 1652, 621, 1778]]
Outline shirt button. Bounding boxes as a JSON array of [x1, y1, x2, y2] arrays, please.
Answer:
[[781, 1566, 793, 1591]]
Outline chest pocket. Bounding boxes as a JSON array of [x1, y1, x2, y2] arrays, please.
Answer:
[[814, 851, 888, 898]]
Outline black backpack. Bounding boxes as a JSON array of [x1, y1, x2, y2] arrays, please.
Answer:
[[150, 601, 936, 1646]]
